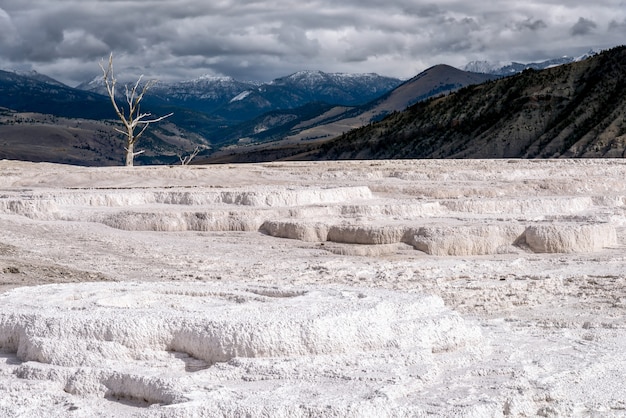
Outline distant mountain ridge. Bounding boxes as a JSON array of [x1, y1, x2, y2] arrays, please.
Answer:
[[77, 75, 260, 117], [203, 65, 497, 162], [285, 46, 626, 160], [77, 70, 403, 123], [11, 70, 68, 87], [0, 69, 113, 120], [278, 65, 496, 140], [463, 50, 598, 75]]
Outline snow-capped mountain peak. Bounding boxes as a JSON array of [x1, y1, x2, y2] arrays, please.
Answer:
[[463, 60, 513, 74], [194, 74, 235, 82], [575, 49, 599, 62], [5, 69, 68, 87], [71, 69, 402, 119], [463, 50, 599, 76]]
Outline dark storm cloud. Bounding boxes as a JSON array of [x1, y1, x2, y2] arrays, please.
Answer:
[[0, 1, 624, 86], [515, 18, 548, 32], [571, 17, 598, 36], [609, 18, 626, 32]]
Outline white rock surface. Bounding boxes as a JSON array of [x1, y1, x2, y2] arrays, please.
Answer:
[[0, 282, 481, 416], [0, 158, 625, 417], [524, 223, 618, 253]]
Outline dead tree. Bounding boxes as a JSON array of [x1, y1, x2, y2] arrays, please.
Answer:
[[100, 53, 172, 166], [178, 145, 207, 165]]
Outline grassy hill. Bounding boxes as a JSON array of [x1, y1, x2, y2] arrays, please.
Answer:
[[0, 108, 207, 166]]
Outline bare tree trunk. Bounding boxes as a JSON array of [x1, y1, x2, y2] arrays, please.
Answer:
[[125, 143, 134, 166]]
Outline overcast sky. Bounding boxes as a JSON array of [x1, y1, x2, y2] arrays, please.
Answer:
[[1, 0, 625, 86]]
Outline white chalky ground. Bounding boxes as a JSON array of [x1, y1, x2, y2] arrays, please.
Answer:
[[0, 159, 625, 417]]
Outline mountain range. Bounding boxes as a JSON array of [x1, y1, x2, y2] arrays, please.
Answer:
[[0, 65, 475, 165], [241, 46, 625, 161], [1, 48, 622, 165], [78, 71, 403, 123], [205, 64, 497, 162], [463, 50, 597, 75]]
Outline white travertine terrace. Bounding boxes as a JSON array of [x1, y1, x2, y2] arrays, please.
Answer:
[[0, 159, 625, 416]]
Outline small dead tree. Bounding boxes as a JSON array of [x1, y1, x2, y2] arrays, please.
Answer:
[[178, 145, 207, 165], [100, 53, 173, 166]]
